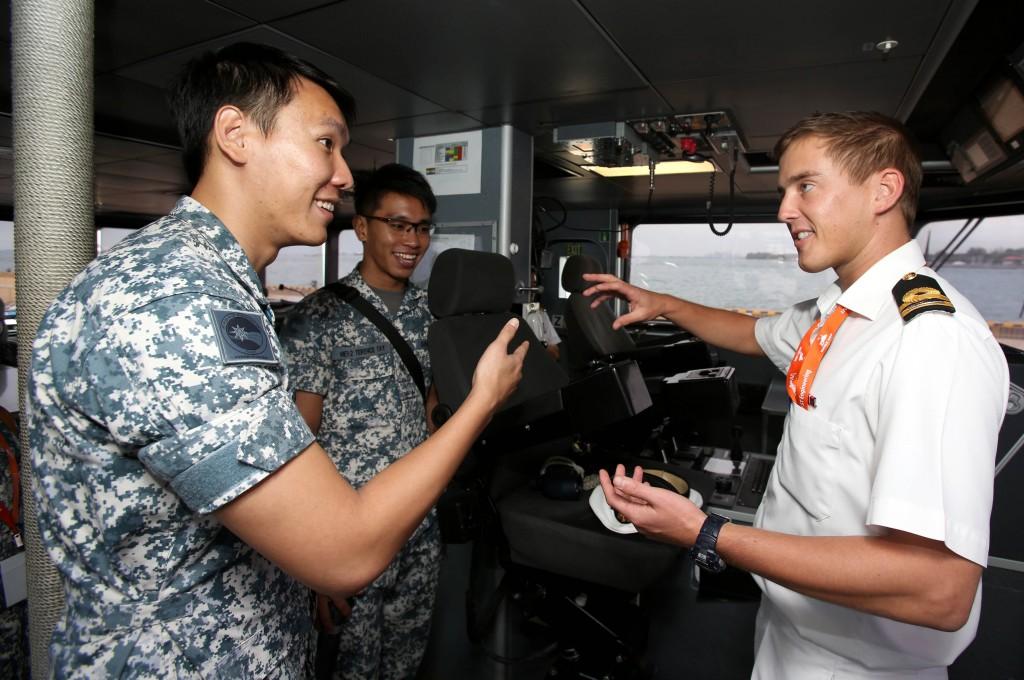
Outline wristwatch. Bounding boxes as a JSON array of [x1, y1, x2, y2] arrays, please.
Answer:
[[689, 513, 730, 573]]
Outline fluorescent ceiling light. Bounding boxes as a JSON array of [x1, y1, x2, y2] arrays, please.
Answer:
[[583, 160, 716, 177]]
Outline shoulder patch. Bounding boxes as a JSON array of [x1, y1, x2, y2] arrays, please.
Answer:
[[891, 272, 955, 322], [209, 308, 278, 364]]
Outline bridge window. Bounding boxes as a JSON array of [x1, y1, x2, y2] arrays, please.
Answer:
[[337, 229, 362, 281], [630, 218, 1024, 349], [629, 223, 833, 316], [98, 227, 133, 251], [265, 245, 324, 303], [917, 214, 1024, 349]]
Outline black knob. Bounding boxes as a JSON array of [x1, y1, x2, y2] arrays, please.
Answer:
[[431, 403, 453, 428]]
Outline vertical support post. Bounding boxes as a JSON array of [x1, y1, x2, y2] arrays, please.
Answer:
[[11, 0, 96, 676]]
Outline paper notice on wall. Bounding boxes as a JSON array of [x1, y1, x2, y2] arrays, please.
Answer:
[[410, 234, 479, 287], [413, 130, 482, 196]]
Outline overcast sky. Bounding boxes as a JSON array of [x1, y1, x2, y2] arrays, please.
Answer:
[[632, 214, 1024, 257], [7, 213, 1016, 260]]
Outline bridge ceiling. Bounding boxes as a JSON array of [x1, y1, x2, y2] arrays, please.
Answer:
[[0, 0, 1020, 223]]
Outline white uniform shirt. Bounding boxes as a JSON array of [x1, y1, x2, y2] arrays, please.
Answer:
[[751, 240, 1009, 679]]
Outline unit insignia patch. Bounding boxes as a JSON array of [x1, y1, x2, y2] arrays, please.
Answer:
[[210, 308, 278, 364]]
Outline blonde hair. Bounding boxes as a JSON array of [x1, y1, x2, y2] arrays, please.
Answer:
[[774, 112, 922, 226]]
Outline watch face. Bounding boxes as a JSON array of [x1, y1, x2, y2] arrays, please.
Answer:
[[691, 547, 727, 573]]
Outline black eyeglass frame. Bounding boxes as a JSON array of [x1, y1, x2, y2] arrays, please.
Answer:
[[358, 214, 436, 236]]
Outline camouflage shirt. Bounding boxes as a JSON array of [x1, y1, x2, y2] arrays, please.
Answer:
[[278, 268, 432, 488], [29, 196, 315, 678]]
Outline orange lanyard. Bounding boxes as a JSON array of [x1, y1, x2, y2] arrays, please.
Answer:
[[786, 304, 850, 409], [0, 438, 20, 549]]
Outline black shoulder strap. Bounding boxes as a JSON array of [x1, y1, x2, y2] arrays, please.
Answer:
[[328, 282, 427, 401], [891, 272, 955, 323]]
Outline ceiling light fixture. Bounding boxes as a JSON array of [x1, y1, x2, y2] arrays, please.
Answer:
[[583, 160, 716, 177], [875, 38, 899, 54]]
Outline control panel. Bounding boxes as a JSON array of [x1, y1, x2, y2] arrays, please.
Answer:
[[671, 445, 775, 523]]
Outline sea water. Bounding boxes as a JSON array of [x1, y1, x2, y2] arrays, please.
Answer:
[[265, 251, 1024, 322]]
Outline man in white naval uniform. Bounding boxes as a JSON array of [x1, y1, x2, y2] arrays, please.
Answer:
[[584, 112, 1009, 678]]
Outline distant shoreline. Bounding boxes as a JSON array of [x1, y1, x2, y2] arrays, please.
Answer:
[[632, 254, 1023, 270]]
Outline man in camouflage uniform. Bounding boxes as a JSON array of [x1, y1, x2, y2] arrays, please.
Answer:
[[31, 195, 319, 676], [28, 42, 527, 678], [279, 163, 440, 679]]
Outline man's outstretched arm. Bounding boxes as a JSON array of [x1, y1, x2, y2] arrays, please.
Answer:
[[219, 319, 528, 601], [581, 273, 763, 356]]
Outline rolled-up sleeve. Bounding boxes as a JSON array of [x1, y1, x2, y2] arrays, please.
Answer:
[[755, 299, 818, 373], [89, 293, 314, 514], [139, 387, 313, 513]]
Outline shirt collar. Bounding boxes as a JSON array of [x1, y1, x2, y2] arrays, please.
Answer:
[[341, 266, 376, 301], [829, 240, 925, 321], [343, 264, 426, 315], [172, 196, 268, 306]]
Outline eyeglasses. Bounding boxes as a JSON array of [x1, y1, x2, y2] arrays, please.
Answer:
[[359, 214, 435, 236]]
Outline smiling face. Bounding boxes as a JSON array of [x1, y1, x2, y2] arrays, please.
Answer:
[[353, 191, 432, 291], [776, 136, 885, 289], [247, 77, 353, 250]]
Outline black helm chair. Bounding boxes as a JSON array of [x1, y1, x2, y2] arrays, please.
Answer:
[[427, 248, 712, 679], [560, 254, 636, 367], [428, 247, 568, 432], [559, 254, 715, 387]]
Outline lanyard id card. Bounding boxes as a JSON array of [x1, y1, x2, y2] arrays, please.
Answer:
[[786, 304, 850, 409]]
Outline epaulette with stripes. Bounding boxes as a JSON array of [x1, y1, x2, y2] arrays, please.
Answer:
[[892, 272, 955, 322]]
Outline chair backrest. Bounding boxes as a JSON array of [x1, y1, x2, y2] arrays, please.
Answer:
[[428, 248, 568, 416], [560, 255, 635, 368]]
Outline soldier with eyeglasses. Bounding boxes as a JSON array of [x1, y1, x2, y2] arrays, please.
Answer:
[[279, 163, 445, 680]]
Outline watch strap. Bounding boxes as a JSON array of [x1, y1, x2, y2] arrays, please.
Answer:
[[689, 513, 730, 573]]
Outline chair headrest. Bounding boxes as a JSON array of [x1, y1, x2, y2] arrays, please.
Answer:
[[428, 248, 514, 317], [560, 254, 604, 293]]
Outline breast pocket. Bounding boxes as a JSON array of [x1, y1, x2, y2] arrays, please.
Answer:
[[776, 405, 844, 522], [335, 350, 395, 428], [342, 351, 392, 382]]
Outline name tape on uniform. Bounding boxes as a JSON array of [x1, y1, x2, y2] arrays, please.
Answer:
[[332, 342, 392, 361]]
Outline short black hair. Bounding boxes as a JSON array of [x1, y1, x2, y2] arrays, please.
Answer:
[[353, 163, 437, 216], [168, 42, 356, 189]]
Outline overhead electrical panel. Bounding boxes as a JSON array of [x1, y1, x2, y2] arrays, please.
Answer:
[[553, 111, 747, 172]]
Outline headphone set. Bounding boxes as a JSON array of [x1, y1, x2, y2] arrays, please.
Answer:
[[537, 454, 701, 535], [537, 456, 589, 500], [537, 455, 699, 540]]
